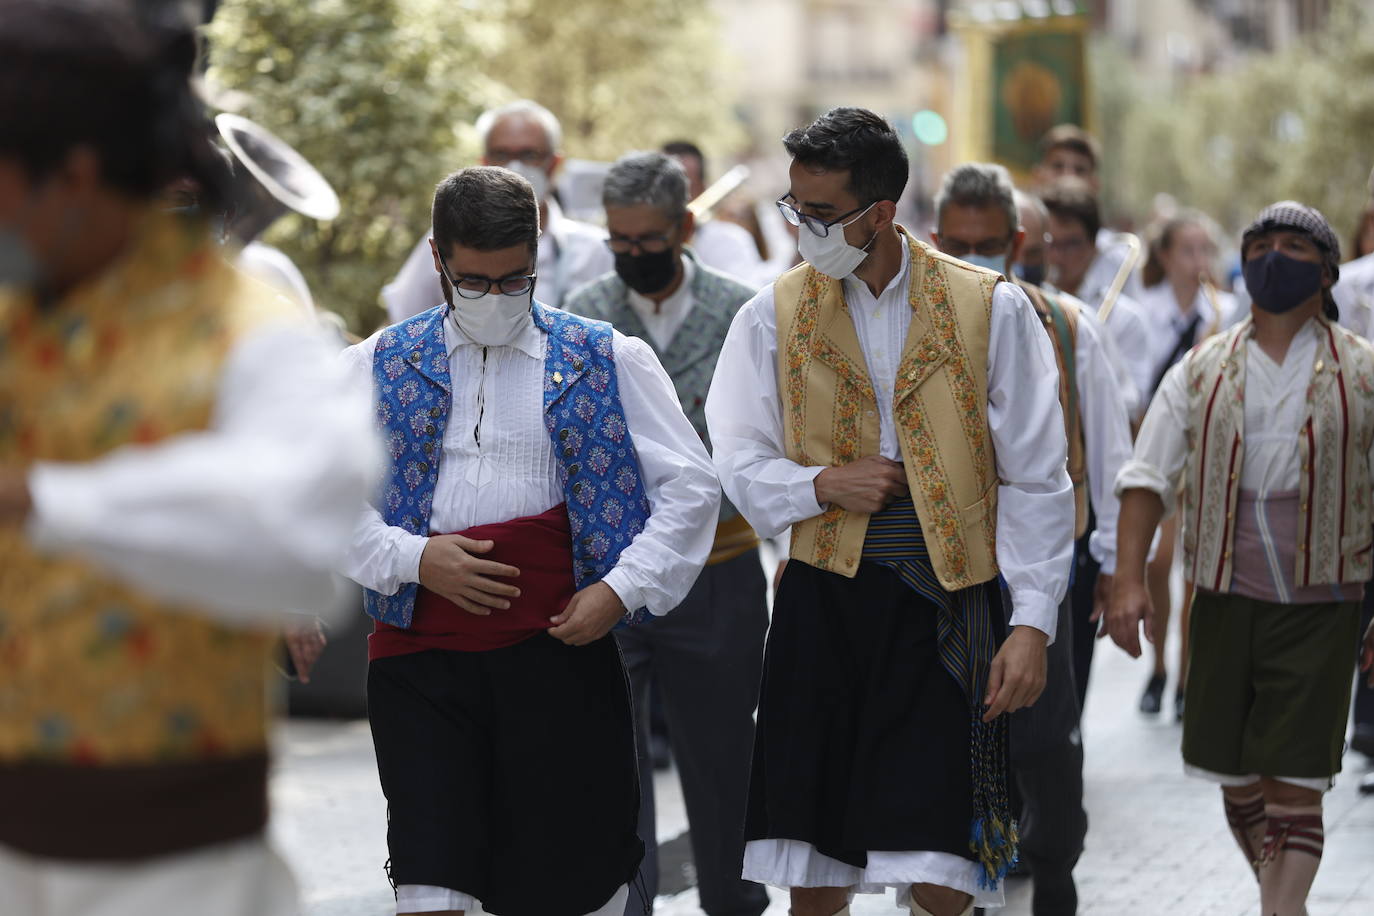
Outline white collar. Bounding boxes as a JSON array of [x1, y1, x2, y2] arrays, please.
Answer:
[[626, 254, 695, 317], [842, 236, 910, 302], [444, 305, 545, 359]]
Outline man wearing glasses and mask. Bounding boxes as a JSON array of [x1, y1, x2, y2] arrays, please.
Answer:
[[381, 100, 612, 323], [564, 151, 770, 916], [706, 108, 1074, 916], [341, 166, 719, 916]]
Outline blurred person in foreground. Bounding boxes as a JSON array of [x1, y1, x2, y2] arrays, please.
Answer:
[[1109, 201, 1374, 916], [707, 107, 1074, 916], [0, 3, 380, 915], [1039, 178, 1153, 425], [564, 151, 769, 916], [340, 165, 719, 916], [933, 164, 1134, 916], [382, 100, 611, 322], [1133, 210, 1240, 720]]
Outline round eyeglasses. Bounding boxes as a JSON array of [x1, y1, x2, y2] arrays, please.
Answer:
[[438, 253, 537, 299], [776, 194, 876, 238]]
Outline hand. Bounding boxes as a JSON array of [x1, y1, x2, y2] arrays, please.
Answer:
[[283, 617, 326, 684], [548, 581, 626, 646], [1361, 618, 1374, 689], [1089, 572, 1113, 638], [772, 559, 787, 592], [1106, 576, 1154, 659], [0, 468, 33, 524], [982, 626, 1047, 722], [813, 456, 909, 514], [418, 535, 520, 616]]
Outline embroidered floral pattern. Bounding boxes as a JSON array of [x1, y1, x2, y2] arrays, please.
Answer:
[[614, 465, 639, 495]]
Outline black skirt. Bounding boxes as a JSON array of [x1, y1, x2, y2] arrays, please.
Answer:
[[745, 559, 986, 867], [367, 633, 643, 916]]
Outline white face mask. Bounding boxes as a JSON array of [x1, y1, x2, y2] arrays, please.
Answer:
[[958, 251, 1010, 275], [796, 203, 877, 279], [451, 289, 534, 347], [502, 160, 550, 203]]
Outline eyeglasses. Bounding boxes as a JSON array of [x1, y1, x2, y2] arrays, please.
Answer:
[[438, 253, 537, 299], [605, 232, 676, 255], [488, 148, 552, 166], [938, 237, 1014, 258], [776, 194, 875, 238]]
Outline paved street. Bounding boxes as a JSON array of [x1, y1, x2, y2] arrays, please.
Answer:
[[272, 623, 1374, 915]]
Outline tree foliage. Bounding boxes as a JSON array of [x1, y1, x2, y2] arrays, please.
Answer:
[[206, 0, 738, 333], [1108, 0, 1374, 246]]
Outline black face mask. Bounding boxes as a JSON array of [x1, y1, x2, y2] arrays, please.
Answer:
[[614, 248, 680, 296], [1243, 250, 1323, 314], [1013, 261, 1045, 287]]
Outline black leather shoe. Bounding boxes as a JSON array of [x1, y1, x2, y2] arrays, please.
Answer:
[[1139, 673, 1166, 714], [1174, 689, 1186, 722]]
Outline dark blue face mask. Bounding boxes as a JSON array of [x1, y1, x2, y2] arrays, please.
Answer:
[[1013, 261, 1045, 287], [1243, 250, 1323, 314]]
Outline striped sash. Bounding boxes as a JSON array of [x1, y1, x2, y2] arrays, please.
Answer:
[[861, 495, 1018, 888]]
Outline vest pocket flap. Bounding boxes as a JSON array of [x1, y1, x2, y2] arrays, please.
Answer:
[[893, 332, 952, 405], [1342, 530, 1374, 557], [958, 480, 999, 529], [812, 336, 877, 400]]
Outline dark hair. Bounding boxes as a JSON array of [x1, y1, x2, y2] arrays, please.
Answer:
[[662, 140, 706, 183], [1039, 178, 1101, 242], [432, 166, 539, 256], [1038, 124, 1100, 172], [1141, 209, 1218, 288], [782, 107, 908, 205], [0, 0, 228, 209]]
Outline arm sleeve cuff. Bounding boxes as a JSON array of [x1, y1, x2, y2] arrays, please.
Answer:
[[600, 567, 648, 617], [1008, 589, 1059, 644], [792, 465, 826, 517]]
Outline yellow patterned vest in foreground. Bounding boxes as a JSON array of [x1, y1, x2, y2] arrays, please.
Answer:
[[775, 228, 1001, 590], [0, 214, 283, 764]]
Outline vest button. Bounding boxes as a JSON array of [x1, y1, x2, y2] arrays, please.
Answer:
[[428, 407, 442, 418], [418, 463, 429, 473], [408, 351, 421, 362], [572, 482, 583, 494], [425, 424, 436, 435], [559, 428, 570, 441], [572, 358, 584, 371], [866, 410, 876, 418], [569, 463, 581, 475]]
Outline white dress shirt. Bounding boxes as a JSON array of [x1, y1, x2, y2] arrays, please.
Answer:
[[1137, 282, 1239, 389], [25, 321, 381, 627], [689, 219, 765, 290], [626, 254, 695, 350], [1335, 252, 1374, 341], [341, 308, 719, 616], [1115, 319, 1352, 505], [1071, 304, 1136, 575], [1052, 261, 1153, 421], [380, 199, 614, 323], [705, 243, 1074, 639]]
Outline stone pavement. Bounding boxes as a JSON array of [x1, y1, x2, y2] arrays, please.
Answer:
[[272, 627, 1374, 915]]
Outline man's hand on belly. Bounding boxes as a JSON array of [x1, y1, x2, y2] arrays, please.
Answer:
[[418, 535, 521, 616], [813, 456, 909, 513], [548, 581, 627, 646]]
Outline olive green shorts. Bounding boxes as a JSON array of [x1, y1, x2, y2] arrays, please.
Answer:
[[1182, 590, 1361, 783]]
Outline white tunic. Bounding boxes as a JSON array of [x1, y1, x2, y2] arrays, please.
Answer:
[[1051, 259, 1153, 422], [708, 244, 1075, 908], [379, 199, 614, 322], [25, 321, 381, 626], [1136, 281, 1240, 390], [340, 308, 719, 616]]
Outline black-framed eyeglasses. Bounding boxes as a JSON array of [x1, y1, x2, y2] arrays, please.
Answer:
[[776, 194, 875, 238], [438, 253, 537, 299], [605, 232, 675, 255]]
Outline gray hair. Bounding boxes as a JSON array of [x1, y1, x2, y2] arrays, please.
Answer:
[[475, 99, 563, 152], [602, 151, 688, 219], [934, 163, 1018, 238]]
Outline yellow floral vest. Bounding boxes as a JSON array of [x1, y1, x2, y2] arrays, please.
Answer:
[[774, 229, 1001, 591], [0, 214, 285, 765]]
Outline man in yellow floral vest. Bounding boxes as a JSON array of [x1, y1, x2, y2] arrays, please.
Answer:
[[0, 5, 379, 915], [706, 107, 1075, 916], [1111, 201, 1374, 916]]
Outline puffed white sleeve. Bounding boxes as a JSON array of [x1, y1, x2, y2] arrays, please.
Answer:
[[1074, 307, 1136, 575], [703, 285, 826, 538], [26, 320, 383, 626], [987, 282, 1075, 641], [1114, 358, 1192, 513], [600, 333, 720, 615]]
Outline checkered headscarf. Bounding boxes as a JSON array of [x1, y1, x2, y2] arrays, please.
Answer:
[[1241, 200, 1342, 285]]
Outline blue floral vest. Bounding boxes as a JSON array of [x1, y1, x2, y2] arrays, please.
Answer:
[[362, 302, 652, 629]]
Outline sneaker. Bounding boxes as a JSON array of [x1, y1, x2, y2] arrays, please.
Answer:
[[1139, 673, 1166, 714]]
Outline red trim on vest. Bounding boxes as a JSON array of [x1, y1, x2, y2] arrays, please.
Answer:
[[1196, 361, 1231, 585], [368, 504, 576, 659], [1328, 325, 1351, 582], [1215, 433, 1242, 591], [1303, 419, 1317, 585]]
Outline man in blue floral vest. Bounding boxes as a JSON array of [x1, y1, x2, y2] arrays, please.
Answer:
[[340, 166, 720, 916]]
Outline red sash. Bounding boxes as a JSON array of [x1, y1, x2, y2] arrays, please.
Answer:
[[368, 504, 576, 660]]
